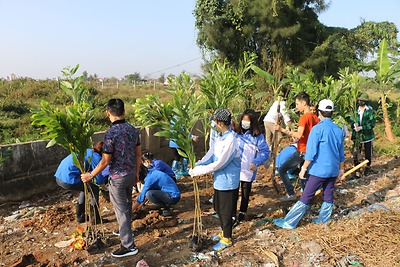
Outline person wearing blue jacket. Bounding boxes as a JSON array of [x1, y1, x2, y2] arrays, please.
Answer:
[[189, 108, 241, 252], [274, 99, 345, 229], [132, 169, 180, 216], [235, 109, 270, 223], [142, 152, 176, 182], [55, 146, 107, 223]]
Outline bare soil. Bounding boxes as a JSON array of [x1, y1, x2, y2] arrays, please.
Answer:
[[1, 154, 399, 267]]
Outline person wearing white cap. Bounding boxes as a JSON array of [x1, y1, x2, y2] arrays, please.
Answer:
[[274, 99, 345, 229]]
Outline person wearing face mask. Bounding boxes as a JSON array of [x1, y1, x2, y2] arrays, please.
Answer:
[[189, 108, 241, 252], [348, 92, 376, 176], [141, 152, 176, 182], [234, 109, 270, 223]]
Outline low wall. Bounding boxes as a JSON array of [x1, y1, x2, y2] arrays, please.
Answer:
[[0, 126, 205, 203]]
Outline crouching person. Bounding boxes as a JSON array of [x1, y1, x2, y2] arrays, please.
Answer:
[[132, 169, 180, 216], [274, 99, 345, 229], [55, 146, 107, 224]]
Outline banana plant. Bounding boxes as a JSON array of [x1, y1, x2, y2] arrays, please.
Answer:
[[362, 38, 400, 141]]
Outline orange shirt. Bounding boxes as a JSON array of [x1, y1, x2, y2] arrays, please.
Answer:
[[297, 112, 319, 152]]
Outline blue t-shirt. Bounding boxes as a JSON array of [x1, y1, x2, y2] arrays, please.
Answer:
[[305, 118, 345, 178], [136, 169, 180, 204], [55, 149, 106, 185]]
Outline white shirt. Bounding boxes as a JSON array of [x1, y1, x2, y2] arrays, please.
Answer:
[[263, 100, 291, 125]]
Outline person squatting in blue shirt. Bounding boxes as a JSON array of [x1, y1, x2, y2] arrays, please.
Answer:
[[55, 145, 107, 223], [131, 169, 181, 217], [142, 152, 176, 182]]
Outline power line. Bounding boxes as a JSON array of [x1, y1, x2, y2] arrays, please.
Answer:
[[145, 57, 202, 76]]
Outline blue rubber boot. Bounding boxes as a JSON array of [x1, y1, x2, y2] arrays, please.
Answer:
[[312, 202, 334, 224], [274, 201, 308, 229], [181, 158, 189, 176], [171, 160, 182, 179]]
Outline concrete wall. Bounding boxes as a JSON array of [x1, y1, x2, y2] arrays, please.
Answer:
[[0, 126, 206, 203]]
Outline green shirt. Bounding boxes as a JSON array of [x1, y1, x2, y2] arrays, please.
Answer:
[[348, 105, 375, 142]]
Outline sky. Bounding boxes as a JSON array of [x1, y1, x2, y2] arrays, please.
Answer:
[[0, 0, 399, 80]]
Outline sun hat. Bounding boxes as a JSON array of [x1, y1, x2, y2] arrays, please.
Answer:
[[318, 99, 334, 112], [210, 108, 231, 123], [357, 93, 369, 101]]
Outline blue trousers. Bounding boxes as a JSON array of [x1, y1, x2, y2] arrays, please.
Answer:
[[300, 175, 336, 204], [278, 151, 304, 196]]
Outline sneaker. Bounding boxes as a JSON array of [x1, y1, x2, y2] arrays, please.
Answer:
[[111, 245, 139, 258], [210, 232, 223, 242], [162, 208, 172, 216], [364, 167, 376, 176], [213, 238, 232, 251], [232, 219, 239, 229], [112, 230, 134, 237], [279, 194, 297, 202]]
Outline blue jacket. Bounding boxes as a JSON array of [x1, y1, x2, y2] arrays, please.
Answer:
[[55, 149, 106, 185], [276, 145, 297, 168], [236, 131, 270, 182], [136, 169, 180, 204], [305, 118, 345, 178], [192, 130, 241, 190], [150, 158, 175, 178]]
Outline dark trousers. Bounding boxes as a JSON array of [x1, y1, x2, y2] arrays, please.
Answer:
[[146, 190, 180, 209], [278, 151, 304, 195], [56, 178, 99, 205], [239, 181, 252, 213], [213, 188, 239, 239], [300, 175, 336, 204], [354, 141, 373, 167]]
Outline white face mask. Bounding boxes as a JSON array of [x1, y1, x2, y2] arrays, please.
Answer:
[[241, 120, 251, 130]]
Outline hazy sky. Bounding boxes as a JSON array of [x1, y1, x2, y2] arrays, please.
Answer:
[[1, 0, 399, 80]]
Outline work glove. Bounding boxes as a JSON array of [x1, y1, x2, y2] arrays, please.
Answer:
[[354, 126, 363, 132], [188, 168, 196, 177]]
